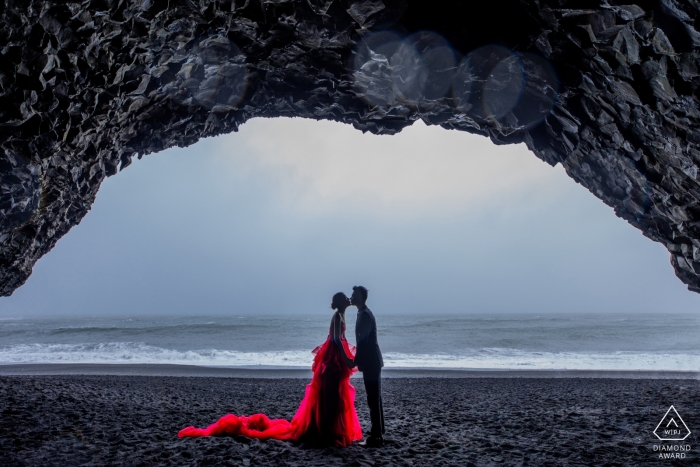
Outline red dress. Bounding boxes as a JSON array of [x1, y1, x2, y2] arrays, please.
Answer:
[[178, 317, 362, 447]]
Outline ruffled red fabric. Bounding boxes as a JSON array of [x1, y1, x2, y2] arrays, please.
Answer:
[[178, 337, 362, 447]]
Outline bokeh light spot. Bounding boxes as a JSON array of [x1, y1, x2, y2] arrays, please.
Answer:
[[173, 35, 248, 111], [453, 45, 559, 130]]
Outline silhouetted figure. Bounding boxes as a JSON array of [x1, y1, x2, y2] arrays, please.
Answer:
[[178, 292, 362, 447], [351, 285, 385, 447], [298, 292, 359, 446]]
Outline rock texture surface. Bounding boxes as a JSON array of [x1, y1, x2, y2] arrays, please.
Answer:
[[2, 0, 700, 295]]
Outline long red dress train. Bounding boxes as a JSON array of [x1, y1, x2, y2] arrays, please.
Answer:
[[178, 324, 362, 447]]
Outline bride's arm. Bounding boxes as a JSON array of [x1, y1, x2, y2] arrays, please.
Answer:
[[330, 313, 343, 345], [330, 314, 355, 368]]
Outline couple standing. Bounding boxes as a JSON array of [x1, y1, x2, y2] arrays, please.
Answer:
[[178, 286, 385, 448]]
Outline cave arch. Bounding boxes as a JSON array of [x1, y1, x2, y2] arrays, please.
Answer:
[[2, 0, 700, 296]]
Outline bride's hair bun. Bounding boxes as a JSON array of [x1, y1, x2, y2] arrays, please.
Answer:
[[331, 292, 346, 311]]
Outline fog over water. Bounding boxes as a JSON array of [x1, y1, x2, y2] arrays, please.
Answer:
[[1, 118, 699, 318]]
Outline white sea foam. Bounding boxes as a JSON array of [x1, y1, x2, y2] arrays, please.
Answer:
[[383, 350, 700, 371], [0, 342, 698, 370], [0, 343, 315, 367]]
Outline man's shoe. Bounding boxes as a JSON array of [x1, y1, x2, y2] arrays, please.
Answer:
[[359, 436, 384, 447]]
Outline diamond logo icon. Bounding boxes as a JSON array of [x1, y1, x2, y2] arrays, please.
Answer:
[[654, 406, 691, 441]]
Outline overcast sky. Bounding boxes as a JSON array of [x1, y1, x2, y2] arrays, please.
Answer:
[[2, 117, 699, 317]]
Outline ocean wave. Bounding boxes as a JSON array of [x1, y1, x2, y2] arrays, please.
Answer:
[[0, 343, 316, 366], [48, 322, 234, 333], [384, 350, 700, 371], [0, 343, 698, 370], [0, 322, 293, 337]]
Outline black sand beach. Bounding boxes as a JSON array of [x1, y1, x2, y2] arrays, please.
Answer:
[[1, 372, 698, 466]]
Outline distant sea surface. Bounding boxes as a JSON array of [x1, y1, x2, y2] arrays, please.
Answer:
[[1, 313, 698, 371]]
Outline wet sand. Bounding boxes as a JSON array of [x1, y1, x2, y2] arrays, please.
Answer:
[[1, 373, 698, 466], [1, 363, 698, 379]]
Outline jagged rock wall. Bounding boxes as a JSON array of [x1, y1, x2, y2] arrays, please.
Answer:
[[2, 0, 700, 296]]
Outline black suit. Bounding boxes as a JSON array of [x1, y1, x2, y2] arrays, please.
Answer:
[[355, 306, 385, 437]]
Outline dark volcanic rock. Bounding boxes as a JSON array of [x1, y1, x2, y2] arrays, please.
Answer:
[[3, 0, 700, 295]]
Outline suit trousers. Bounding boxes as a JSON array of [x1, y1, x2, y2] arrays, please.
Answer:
[[362, 368, 385, 437]]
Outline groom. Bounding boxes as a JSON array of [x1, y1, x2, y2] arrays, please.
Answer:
[[351, 285, 385, 447]]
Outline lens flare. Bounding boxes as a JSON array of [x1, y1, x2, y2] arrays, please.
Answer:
[[353, 30, 404, 106], [513, 52, 559, 129], [353, 30, 457, 106], [483, 52, 524, 121], [389, 40, 425, 103], [453, 45, 514, 119], [173, 35, 248, 111], [406, 31, 456, 101], [452, 45, 559, 130]]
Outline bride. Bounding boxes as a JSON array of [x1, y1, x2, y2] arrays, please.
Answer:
[[178, 292, 362, 447]]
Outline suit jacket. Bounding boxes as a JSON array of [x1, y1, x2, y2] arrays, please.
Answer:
[[354, 306, 383, 372]]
